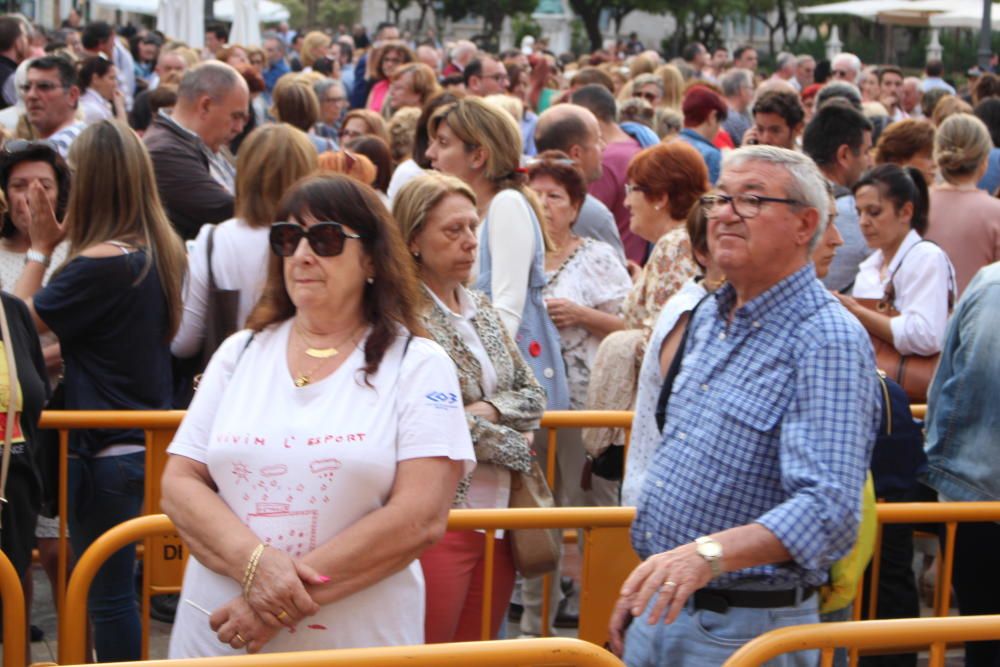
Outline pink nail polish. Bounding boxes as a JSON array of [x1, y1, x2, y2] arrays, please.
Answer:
[[317, 575, 331, 583]]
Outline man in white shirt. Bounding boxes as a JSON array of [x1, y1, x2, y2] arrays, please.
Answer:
[[795, 55, 815, 91], [770, 52, 797, 87], [23, 56, 85, 158]]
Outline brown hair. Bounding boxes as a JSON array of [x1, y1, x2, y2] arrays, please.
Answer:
[[627, 140, 710, 220], [874, 118, 935, 165], [346, 135, 392, 193], [393, 172, 476, 249], [931, 95, 973, 126], [235, 124, 318, 228], [685, 203, 710, 271], [934, 113, 992, 182], [527, 150, 589, 211], [246, 174, 424, 381], [271, 75, 320, 131], [341, 109, 389, 144], [366, 40, 414, 82], [386, 106, 421, 166], [572, 66, 614, 92], [391, 62, 441, 106]]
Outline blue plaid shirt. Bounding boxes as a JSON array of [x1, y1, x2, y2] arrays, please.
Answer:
[[631, 264, 879, 589]]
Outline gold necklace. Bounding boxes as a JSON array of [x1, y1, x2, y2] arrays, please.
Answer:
[[296, 321, 341, 359], [292, 323, 361, 387]]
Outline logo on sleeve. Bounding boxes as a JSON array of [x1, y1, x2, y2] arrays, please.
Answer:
[[425, 391, 459, 409]]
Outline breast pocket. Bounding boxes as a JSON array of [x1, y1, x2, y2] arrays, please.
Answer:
[[716, 370, 794, 435]]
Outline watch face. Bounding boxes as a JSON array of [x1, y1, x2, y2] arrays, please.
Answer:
[[698, 540, 723, 559]]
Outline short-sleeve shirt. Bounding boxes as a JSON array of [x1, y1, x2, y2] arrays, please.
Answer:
[[33, 250, 173, 455], [167, 322, 474, 657]]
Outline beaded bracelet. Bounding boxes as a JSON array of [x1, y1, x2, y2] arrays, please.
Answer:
[[242, 543, 265, 599]]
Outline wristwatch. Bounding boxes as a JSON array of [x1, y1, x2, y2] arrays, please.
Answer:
[[695, 536, 724, 578], [25, 249, 51, 268]]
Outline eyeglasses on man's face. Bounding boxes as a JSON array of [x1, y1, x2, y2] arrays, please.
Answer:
[[20, 80, 66, 94], [700, 193, 804, 220]]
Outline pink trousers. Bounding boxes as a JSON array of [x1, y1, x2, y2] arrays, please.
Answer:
[[420, 530, 516, 643]]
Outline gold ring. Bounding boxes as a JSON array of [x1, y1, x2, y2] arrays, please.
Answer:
[[661, 580, 677, 591], [234, 633, 247, 645], [276, 610, 289, 621]]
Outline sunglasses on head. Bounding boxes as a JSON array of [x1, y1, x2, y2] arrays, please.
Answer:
[[269, 221, 364, 257]]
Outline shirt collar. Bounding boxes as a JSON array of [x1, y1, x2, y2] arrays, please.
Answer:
[[714, 263, 818, 325], [680, 128, 713, 147], [425, 284, 477, 321]]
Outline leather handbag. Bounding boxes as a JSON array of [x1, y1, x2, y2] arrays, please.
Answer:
[[200, 225, 240, 370], [508, 461, 561, 578], [853, 240, 952, 404]]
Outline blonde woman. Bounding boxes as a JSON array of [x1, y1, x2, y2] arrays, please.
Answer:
[[172, 124, 318, 358], [12, 119, 186, 662], [426, 98, 569, 409], [393, 173, 544, 643], [654, 64, 684, 110], [925, 113, 1000, 295], [300, 31, 332, 72]]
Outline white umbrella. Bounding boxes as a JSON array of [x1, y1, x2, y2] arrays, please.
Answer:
[[213, 0, 289, 22], [228, 0, 261, 46], [929, 3, 1000, 27], [799, 0, 917, 19]]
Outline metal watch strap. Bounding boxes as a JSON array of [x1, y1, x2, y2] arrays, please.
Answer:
[[25, 249, 51, 268], [696, 536, 724, 578]]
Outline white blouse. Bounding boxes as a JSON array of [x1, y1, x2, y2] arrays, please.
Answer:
[[852, 229, 955, 356]]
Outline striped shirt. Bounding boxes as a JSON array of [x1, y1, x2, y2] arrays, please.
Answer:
[[48, 120, 87, 159], [631, 264, 879, 589]]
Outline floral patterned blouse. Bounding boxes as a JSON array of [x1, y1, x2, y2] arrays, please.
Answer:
[[544, 238, 632, 409], [622, 227, 699, 333]]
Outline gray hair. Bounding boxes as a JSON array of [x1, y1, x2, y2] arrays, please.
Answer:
[[313, 78, 344, 99], [720, 68, 753, 97], [775, 51, 796, 71], [262, 31, 286, 53], [796, 54, 815, 66], [723, 145, 830, 251], [831, 53, 862, 84], [633, 73, 663, 92], [178, 61, 245, 103], [816, 81, 863, 111]]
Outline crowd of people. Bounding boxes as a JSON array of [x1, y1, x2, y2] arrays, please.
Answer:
[[0, 10, 998, 666]]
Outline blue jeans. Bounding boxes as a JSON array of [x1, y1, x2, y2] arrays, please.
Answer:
[[623, 591, 820, 667], [68, 452, 144, 662]]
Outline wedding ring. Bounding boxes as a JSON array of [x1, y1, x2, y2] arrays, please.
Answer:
[[276, 610, 289, 622], [234, 633, 247, 646], [661, 580, 677, 591]]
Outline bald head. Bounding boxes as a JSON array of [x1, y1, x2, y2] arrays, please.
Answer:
[[173, 61, 250, 151], [535, 104, 604, 182], [177, 61, 248, 105]]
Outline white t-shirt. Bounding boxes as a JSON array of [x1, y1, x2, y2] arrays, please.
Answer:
[[386, 159, 425, 203], [171, 219, 270, 359], [167, 322, 475, 657], [852, 229, 955, 356]]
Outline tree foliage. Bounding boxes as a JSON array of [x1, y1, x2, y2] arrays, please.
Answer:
[[441, 0, 538, 50]]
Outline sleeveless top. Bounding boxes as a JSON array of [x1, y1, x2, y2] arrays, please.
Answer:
[[475, 194, 570, 410]]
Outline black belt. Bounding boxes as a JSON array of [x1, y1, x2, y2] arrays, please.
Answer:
[[693, 587, 816, 614]]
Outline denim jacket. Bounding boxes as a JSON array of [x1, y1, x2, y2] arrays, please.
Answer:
[[924, 262, 1000, 502]]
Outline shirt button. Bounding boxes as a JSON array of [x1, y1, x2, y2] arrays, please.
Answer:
[[645, 531, 653, 539], [718, 332, 726, 340], [655, 480, 665, 488], [700, 383, 709, 391], [543, 368, 554, 379], [753, 321, 762, 328], [678, 432, 687, 440]]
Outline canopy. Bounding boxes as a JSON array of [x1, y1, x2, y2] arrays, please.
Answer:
[[95, 0, 289, 26], [156, 0, 203, 48], [799, 0, 995, 27], [226, 0, 262, 45]]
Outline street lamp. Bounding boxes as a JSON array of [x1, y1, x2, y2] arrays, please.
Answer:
[[979, 0, 991, 70]]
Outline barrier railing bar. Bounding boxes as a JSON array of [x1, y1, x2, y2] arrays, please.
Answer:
[[57, 427, 68, 619], [0, 550, 26, 667], [58, 637, 624, 667], [935, 521, 957, 619], [481, 528, 495, 641], [723, 615, 1000, 666]]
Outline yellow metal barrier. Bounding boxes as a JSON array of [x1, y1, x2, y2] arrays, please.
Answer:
[[0, 549, 26, 667], [58, 637, 623, 667], [723, 615, 1000, 667], [61, 509, 639, 665]]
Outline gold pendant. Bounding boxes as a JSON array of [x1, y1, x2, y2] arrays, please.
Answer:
[[294, 375, 310, 387], [305, 347, 338, 359]]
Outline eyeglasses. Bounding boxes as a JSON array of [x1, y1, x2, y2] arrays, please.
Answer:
[[483, 73, 509, 83], [637, 91, 659, 103], [382, 56, 403, 65], [269, 221, 364, 257], [700, 193, 804, 219], [624, 183, 647, 196], [324, 96, 346, 103], [339, 128, 364, 140], [20, 80, 65, 94]]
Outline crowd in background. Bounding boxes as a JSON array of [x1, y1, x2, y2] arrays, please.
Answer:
[[0, 10, 997, 666]]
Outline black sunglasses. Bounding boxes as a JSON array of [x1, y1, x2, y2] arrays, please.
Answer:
[[269, 221, 364, 257]]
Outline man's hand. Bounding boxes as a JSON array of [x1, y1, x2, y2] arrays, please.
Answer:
[[608, 543, 714, 655]]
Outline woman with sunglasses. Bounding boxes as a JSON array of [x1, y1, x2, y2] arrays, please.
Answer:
[[393, 172, 545, 643], [12, 120, 187, 662], [161, 173, 473, 657]]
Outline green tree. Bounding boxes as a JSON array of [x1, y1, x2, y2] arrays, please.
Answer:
[[386, 0, 413, 25], [441, 0, 537, 50]]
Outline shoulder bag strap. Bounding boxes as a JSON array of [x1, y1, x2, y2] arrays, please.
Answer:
[[655, 294, 712, 433], [0, 299, 19, 527], [205, 225, 218, 293], [883, 239, 955, 311]]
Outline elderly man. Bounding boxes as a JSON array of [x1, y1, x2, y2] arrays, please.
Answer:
[[443, 39, 476, 77], [130, 49, 189, 132], [144, 62, 249, 240], [261, 32, 289, 96], [534, 104, 624, 261], [24, 56, 86, 157], [609, 145, 878, 666], [721, 68, 754, 147], [831, 52, 863, 85], [795, 55, 816, 91], [770, 52, 796, 86], [901, 76, 923, 118]]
